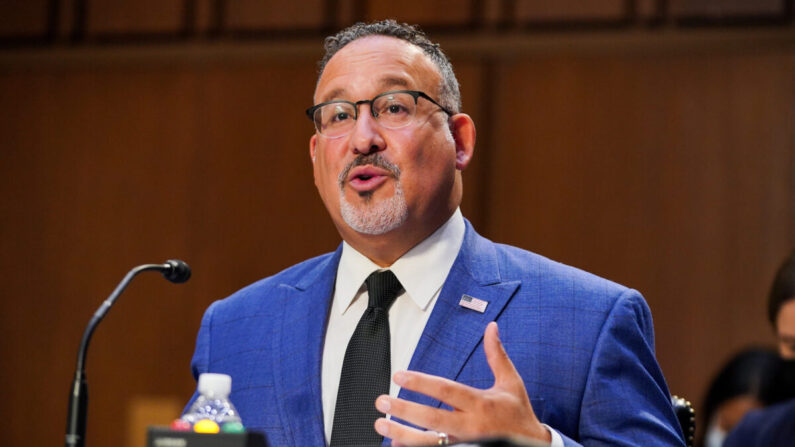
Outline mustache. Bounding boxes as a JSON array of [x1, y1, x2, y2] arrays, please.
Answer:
[[338, 153, 401, 188]]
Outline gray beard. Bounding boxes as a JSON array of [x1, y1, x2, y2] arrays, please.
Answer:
[[339, 183, 408, 235], [337, 152, 407, 235]]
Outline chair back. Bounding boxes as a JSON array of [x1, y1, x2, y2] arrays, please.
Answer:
[[671, 395, 695, 447]]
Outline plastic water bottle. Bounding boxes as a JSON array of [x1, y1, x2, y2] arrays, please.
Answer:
[[181, 373, 242, 428]]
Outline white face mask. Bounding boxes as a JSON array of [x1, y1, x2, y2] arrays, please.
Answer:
[[704, 418, 727, 447]]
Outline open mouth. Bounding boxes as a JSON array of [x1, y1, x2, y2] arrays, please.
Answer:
[[348, 166, 389, 193]]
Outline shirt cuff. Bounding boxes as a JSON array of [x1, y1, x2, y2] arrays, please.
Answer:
[[543, 423, 564, 447]]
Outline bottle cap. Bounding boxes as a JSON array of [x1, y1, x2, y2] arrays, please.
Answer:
[[194, 419, 220, 434], [221, 421, 245, 433], [170, 419, 192, 431], [197, 373, 232, 398]]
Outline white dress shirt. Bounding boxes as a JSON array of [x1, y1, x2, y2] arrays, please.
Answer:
[[320, 208, 563, 447], [322, 208, 465, 441]]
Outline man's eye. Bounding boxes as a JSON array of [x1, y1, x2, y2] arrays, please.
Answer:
[[387, 104, 406, 114], [380, 103, 408, 115], [331, 112, 350, 122]]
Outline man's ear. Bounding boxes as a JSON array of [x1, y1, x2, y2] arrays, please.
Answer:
[[309, 134, 317, 163], [449, 113, 475, 170]]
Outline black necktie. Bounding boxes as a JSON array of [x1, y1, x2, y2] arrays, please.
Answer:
[[330, 270, 404, 446]]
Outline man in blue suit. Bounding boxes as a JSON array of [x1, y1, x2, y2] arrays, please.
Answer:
[[188, 20, 685, 447]]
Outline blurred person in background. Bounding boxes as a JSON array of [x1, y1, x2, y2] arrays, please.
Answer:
[[768, 249, 795, 358], [722, 359, 795, 447], [718, 250, 795, 447], [698, 348, 780, 447]]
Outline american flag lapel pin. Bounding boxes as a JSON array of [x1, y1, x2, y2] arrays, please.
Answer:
[[459, 294, 488, 313]]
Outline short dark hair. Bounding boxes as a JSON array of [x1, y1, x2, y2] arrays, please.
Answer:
[[769, 250, 795, 328], [317, 19, 462, 113]]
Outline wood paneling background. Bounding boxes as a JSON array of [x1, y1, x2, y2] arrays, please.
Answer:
[[0, 3, 793, 446]]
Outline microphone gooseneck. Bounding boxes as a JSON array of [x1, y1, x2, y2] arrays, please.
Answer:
[[65, 260, 191, 447]]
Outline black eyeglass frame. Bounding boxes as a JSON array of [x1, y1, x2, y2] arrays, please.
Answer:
[[305, 89, 455, 134]]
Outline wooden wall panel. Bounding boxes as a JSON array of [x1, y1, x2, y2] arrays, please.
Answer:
[[87, 0, 185, 34], [514, 0, 625, 21], [670, 0, 784, 16], [0, 58, 333, 446], [0, 0, 48, 36], [366, 0, 474, 26], [488, 48, 794, 409], [1, 69, 197, 447], [225, 0, 327, 30]]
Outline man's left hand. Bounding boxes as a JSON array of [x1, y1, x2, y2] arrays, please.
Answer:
[[373, 322, 552, 446]]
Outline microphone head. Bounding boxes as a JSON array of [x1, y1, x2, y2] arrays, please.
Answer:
[[162, 259, 191, 283]]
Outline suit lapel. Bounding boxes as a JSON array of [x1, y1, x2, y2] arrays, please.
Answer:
[[399, 222, 520, 409], [270, 223, 520, 443], [272, 246, 342, 447]]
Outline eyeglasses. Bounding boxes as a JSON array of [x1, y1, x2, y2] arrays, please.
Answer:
[[305, 90, 454, 138]]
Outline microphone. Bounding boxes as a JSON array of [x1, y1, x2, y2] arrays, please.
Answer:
[[65, 260, 191, 447], [162, 259, 191, 283]]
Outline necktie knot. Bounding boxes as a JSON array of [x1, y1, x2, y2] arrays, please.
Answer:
[[365, 270, 403, 311]]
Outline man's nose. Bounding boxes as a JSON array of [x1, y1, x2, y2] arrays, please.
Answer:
[[350, 106, 386, 155]]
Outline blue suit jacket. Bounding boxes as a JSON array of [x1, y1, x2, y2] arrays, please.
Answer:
[[188, 221, 685, 446]]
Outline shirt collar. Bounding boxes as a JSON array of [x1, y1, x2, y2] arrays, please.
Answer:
[[334, 208, 466, 315]]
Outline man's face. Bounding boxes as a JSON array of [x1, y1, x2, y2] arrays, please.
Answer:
[[309, 36, 473, 256], [776, 299, 795, 359]]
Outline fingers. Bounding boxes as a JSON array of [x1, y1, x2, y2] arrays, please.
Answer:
[[377, 322, 543, 444], [394, 322, 522, 405], [374, 417, 445, 446], [376, 394, 457, 435], [392, 370, 479, 411], [483, 322, 520, 387]]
